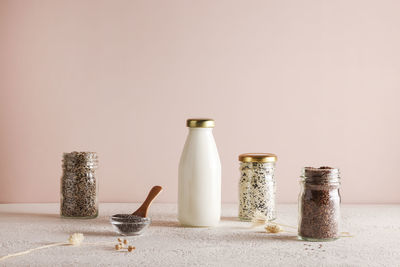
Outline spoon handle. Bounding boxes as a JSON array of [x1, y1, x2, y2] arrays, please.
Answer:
[[132, 186, 163, 217]]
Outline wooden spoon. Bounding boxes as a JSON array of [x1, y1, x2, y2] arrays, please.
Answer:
[[132, 186, 163, 218]]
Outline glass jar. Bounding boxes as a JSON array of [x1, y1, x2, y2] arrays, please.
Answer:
[[298, 167, 341, 241], [60, 152, 98, 218], [238, 153, 277, 221]]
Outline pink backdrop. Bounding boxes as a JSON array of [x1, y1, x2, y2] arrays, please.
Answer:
[[1, 0, 399, 203]]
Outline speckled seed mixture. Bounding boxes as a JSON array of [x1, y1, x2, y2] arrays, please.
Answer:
[[239, 162, 276, 221], [60, 152, 98, 218]]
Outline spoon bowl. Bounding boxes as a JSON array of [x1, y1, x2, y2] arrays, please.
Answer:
[[110, 186, 162, 236]]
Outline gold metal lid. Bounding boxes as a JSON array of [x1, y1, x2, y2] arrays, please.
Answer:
[[238, 153, 277, 163], [186, 118, 215, 128]]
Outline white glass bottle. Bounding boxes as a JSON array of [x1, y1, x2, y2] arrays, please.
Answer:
[[178, 118, 221, 227]]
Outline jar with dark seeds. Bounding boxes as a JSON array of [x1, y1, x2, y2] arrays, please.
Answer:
[[298, 166, 341, 241], [238, 153, 277, 221], [60, 152, 98, 218]]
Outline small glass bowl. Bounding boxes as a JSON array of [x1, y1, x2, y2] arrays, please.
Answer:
[[110, 214, 151, 236]]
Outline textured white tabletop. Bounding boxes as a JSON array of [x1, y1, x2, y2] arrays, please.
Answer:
[[0, 203, 399, 266]]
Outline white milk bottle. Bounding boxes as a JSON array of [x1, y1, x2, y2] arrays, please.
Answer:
[[178, 118, 221, 227]]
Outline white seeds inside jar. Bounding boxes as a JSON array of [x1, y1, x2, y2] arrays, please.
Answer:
[[239, 162, 276, 221]]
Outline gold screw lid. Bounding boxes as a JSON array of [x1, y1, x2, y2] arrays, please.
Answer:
[[186, 118, 215, 128], [238, 153, 277, 163]]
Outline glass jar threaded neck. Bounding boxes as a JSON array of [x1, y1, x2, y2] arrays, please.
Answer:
[[301, 166, 340, 185]]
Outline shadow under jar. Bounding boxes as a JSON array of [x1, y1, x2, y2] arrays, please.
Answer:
[[60, 152, 99, 219], [298, 167, 341, 242]]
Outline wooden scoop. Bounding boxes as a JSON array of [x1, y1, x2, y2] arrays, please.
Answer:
[[132, 186, 163, 218]]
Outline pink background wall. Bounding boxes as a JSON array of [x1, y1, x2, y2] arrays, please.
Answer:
[[1, 0, 399, 204]]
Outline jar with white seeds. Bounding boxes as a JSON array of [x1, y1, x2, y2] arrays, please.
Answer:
[[238, 153, 277, 221]]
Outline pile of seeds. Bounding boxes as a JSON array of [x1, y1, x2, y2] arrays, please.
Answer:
[[111, 214, 150, 235], [298, 167, 341, 240], [60, 152, 98, 218], [239, 162, 276, 221]]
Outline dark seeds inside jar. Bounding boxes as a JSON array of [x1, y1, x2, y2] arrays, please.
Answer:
[[60, 152, 98, 218], [298, 167, 341, 240], [299, 187, 340, 239]]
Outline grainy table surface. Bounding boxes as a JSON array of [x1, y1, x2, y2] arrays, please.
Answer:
[[0, 203, 399, 266]]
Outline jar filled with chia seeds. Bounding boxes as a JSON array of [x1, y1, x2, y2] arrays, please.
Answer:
[[298, 167, 341, 241], [238, 153, 277, 221], [60, 152, 98, 218]]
